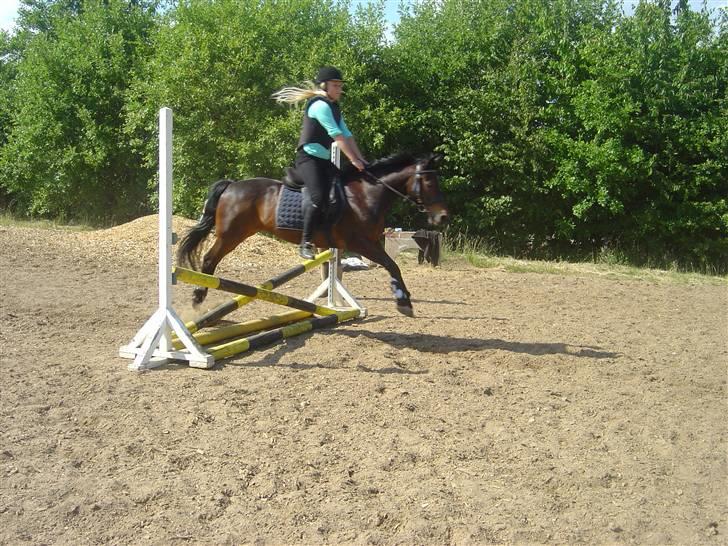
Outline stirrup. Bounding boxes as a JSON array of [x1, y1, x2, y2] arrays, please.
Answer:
[[299, 242, 316, 260]]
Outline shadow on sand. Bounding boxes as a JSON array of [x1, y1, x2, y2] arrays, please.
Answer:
[[330, 328, 620, 359], [152, 313, 618, 373], [209, 324, 619, 374]]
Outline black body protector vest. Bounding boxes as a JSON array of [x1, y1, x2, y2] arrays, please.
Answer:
[[297, 96, 342, 152]]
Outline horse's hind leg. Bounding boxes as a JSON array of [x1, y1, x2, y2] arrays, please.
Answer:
[[350, 239, 414, 317], [191, 235, 242, 306]]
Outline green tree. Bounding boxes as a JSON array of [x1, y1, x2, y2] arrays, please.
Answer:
[[387, 0, 621, 251], [1, 0, 724, 271], [0, 0, 158, 220], [125, 0, 388, 216], [0, 31, 18, 153], [16, 0, 84, 35], [387, 0, 726, 271], [546, 1, 728, 269]]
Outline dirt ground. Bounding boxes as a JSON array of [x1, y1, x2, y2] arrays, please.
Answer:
[[0, 216, 726, 545]]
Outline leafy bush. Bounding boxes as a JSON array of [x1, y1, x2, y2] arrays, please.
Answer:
[[0, 0, 725, 271], [0, 0, 157, 221], [124, 0, 388, 216]]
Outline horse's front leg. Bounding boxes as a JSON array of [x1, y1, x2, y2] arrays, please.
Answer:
[[351, 239, 414, 317]]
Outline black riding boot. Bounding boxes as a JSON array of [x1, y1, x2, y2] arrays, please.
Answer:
[[300, 203, 321, 260]]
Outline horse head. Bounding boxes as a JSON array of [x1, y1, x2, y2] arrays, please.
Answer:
[[407, 153, 449, 226], [344, 152, 449, 226]]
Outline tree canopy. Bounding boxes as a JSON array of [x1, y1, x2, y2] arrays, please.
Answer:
[[1, 0, 726, 272]]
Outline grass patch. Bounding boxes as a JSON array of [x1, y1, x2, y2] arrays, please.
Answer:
[[0, 211, 95, 232], [441, 233, 727, 286]]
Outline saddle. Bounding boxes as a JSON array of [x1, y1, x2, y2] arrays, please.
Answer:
[[276, 167, 346, 232], [282, 167, 305, 191]]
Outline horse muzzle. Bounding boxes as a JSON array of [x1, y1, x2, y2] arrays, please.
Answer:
[[428, 205, 449, 226]]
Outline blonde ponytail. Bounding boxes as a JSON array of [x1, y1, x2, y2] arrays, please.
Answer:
[[272, 81, 326, 105]]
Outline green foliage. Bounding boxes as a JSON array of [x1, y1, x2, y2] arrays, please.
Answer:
[[0, 0, 157, 220], [386, 0, 726, 271], [124, 0, 388, 216], [544, 1, 728, 269], [0, 32, 17, 154], [0, 0, 725, 271]]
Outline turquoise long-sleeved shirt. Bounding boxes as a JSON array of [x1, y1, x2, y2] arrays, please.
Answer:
[[302, 99, 353, 159]]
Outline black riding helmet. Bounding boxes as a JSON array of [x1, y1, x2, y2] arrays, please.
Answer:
[[315, 66, 344, 84]]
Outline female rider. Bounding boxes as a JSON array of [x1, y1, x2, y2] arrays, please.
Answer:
[[273, 66, 367, 259]]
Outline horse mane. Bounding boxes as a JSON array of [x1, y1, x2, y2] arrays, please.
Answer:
[[341, 152, 418, 182]]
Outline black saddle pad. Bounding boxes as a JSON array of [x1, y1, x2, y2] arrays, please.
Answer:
[[276, 181, 346, 231], [276, 186, 306, 230]]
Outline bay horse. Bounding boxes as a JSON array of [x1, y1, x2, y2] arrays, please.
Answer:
[[177, 153, 449, 316]]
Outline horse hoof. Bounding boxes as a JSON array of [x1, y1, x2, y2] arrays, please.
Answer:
[[397, 304, 415, 317], [192, 289, 207, 307]]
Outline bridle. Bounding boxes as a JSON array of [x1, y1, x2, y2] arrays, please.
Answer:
[[363, 163, 442, 213]]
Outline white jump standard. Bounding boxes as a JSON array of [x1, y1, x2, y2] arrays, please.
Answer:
[[119, 107, 365, 371]]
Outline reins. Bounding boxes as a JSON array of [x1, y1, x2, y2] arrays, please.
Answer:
[[361, 166, 439, 213]]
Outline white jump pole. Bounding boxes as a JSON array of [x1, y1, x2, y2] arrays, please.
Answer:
[[119, 107, 214, 370], [328, 143, 342, 307]]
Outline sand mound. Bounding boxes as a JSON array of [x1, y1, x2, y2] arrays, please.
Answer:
[[68, 214, 299, 270]]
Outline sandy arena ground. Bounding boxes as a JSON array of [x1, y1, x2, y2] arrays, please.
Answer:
[[0, 216, 726, 545]]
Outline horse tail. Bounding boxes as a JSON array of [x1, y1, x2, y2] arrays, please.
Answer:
[[177, 179, 233, 270]]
